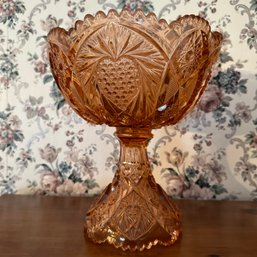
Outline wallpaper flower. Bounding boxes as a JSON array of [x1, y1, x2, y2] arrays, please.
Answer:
[[0, 0, 256, 200]]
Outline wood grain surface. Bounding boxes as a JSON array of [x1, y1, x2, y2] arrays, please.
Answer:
[[0, 195, 256, 257]]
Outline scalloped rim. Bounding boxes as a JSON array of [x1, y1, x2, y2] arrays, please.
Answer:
[[47, 8, 223, 66], [48, 8, 222, 41]]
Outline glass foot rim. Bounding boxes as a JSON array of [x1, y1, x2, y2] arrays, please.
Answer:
[[85, 227, 181, 252]]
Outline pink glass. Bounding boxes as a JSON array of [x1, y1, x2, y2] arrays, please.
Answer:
[[47, 9, 222, 251]]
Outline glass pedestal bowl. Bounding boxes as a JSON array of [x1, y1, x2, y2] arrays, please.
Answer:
[[47, 9, 222, 251]]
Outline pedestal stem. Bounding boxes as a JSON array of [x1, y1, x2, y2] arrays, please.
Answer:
[[115, 127, 153, 185]]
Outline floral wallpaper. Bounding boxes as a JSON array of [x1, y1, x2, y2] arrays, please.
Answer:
[[0, 0, 257, 200]]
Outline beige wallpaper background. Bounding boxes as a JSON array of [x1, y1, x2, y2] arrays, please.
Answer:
[[0, 0, 257, 200]]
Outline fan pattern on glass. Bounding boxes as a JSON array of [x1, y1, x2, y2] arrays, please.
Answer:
[[48, 9, 222, 128]]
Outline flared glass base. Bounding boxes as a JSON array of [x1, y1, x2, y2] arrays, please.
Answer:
[[85, 128, 181, 251]]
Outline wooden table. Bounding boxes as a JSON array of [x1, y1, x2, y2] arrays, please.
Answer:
[[0, 195, 256, 257]]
